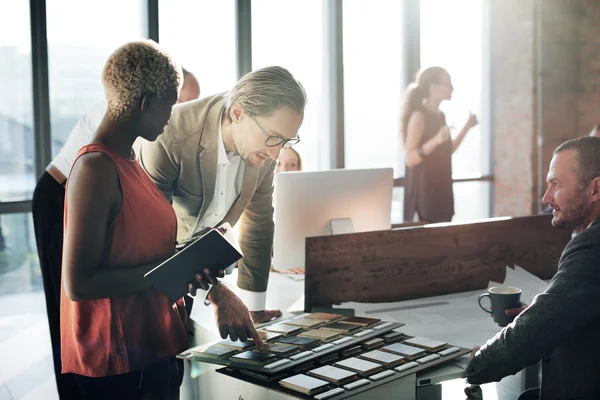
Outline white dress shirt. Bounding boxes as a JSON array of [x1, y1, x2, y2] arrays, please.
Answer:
[[50, 100, 144, 176], [193, 120, 244, 234], [51, 101, 106, 176], [192, 115, 267, 311]]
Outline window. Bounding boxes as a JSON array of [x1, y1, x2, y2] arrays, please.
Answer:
[[420, 0, 490, 221], [159, 0, 237, 98], [343, 0, 404, 176], [46, 0, 147, 159], [392, 183, 490, 224], [420, 0, 484, 177], [0, 213, 53, 399], [453, 181, 491, 221], [0, 213, 41, 296], [0, 2, 34, 202], [252, 0, 325, 172], [391, 187, 404, 224]]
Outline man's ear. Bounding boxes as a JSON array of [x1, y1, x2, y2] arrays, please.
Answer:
[[591, 176, 600, 200], [230, 104, 244, 123], [140, 92, 155, 113]]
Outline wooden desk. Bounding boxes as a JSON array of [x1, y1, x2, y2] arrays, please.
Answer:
[[305, 215, 570, 310], [182, 215, 569, 399], [180, 272, 525, 399], [332, 288, 528, 400], [300, 214, 569, 398]]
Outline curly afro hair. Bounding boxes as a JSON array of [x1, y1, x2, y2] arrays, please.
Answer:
[[102, 39, 183, 119]]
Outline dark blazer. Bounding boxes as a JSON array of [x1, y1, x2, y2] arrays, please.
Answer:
[[465, 218, 600, 399]]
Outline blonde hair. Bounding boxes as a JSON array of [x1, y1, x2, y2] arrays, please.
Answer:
[[102, 39, 183, 119], [225, 66, 306, 122], [286, 148, 302, 171], [400, 66, 449, 144]]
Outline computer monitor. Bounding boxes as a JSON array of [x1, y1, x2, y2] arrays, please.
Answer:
[[273, 168, 393, 271]]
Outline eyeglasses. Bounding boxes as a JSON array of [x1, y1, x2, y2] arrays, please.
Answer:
[[251, 116, 300, 149]]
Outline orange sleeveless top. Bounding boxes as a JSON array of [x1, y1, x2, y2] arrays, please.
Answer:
[[60, 143, 189, 377]]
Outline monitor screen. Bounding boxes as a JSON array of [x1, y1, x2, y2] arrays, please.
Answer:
[[273, 168, 393, 271]]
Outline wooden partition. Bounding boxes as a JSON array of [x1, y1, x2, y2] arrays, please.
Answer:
[[391, 221, 428, 229], [304, 215, 572, 311]]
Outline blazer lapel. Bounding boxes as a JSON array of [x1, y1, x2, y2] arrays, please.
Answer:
[[223, 164, 260, 225], [194, 98, 226, 227]]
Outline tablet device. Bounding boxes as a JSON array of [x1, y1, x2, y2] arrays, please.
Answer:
[[144, 227, 242, 302]]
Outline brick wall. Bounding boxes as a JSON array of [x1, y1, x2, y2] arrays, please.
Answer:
[[537, 0, 580, 214], [579, 0, 600, 137], [492, 0, 600, 216], [491, 0, 536, 217]]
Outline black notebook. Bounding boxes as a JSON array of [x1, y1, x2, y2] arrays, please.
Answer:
[[144, 227, 242, 302]]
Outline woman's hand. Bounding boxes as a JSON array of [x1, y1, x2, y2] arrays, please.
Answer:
[[464, 112, 479, 130], [188, 268, 226, 294]]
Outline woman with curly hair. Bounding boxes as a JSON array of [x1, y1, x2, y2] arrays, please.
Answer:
[[60, 40, 189, 399]]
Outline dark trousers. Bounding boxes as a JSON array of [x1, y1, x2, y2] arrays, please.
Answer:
[[32, 171, 82, 399], [72, 358, 184, 400]]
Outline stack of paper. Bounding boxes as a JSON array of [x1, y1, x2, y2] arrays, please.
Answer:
[[492, 265, 550, 305], [326, 265, 553, 352]]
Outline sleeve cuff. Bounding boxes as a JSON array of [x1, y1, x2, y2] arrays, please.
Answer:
[[187, 286, 210, 305], [237, 288, 267, 312], [464, 349, 491, 383]]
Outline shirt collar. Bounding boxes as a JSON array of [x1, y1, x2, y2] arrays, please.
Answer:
[[216, 111, 231, 165], [586, 212, 600, 230]]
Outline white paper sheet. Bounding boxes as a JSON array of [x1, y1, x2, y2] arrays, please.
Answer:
[[502, 265, 549, 305], [329, 265, 552, 349]]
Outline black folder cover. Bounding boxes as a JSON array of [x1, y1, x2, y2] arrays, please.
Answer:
[[144, 229, 243, 302]]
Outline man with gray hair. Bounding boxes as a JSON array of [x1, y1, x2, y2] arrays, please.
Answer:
[[139, 66, 306, 343], [465, 136, 600, 399]]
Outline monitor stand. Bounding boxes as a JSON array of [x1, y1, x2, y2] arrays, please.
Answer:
[[329, 218, 355, 235]]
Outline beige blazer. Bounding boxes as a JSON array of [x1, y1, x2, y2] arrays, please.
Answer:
[[138, 94, 275, 292]]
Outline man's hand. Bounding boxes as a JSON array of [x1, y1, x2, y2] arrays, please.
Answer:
[[251, 309, 282, 324], [488, 303, 528, 326], [209, 284, 264, 349], [188, 268, 225, 294], [505, 305, 528, 317], [470, 345, 481, 360]]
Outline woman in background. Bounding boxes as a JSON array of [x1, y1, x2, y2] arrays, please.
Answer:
[[272, 147, 304, 274], [61, 40, 189, 399], [401, 66, 478, 223], [276, 147, 302, 174]]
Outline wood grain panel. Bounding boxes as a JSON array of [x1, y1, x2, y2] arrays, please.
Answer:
[[305, 215, 571, 310]]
